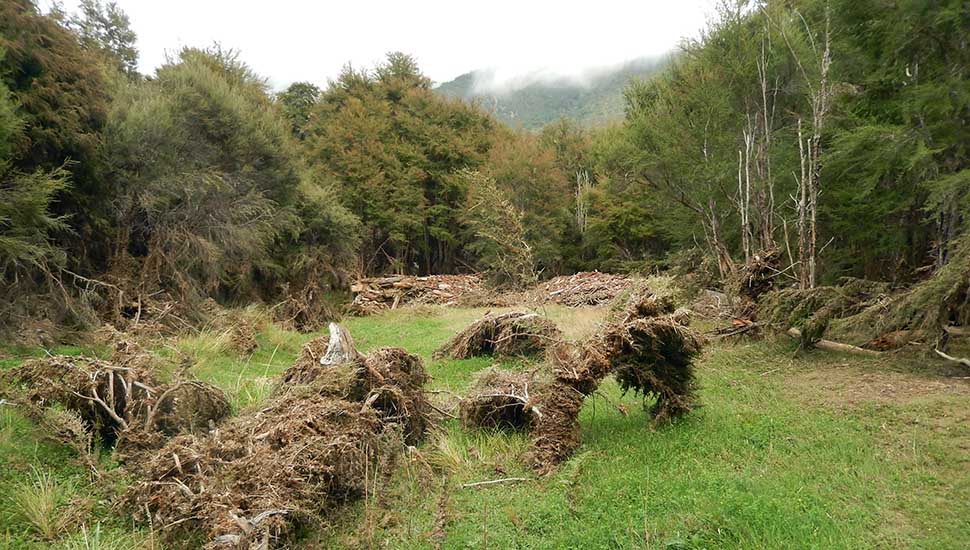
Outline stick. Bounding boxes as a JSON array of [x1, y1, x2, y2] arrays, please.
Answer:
[[593, 391, 629, 416], [934, 349, 970, 368], [428, 402, 459, 420], [709, 322, 762, 338], [461, 477, 531, 489], [71, 388, 129, 430]]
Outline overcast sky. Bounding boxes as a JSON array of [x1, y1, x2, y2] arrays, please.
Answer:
[[44, 0, 718, 90]]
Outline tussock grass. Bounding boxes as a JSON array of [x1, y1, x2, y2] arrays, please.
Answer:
[[11, 467, 77, 540], [227, 375, 275, 412], [56, 523, 150, 550], [426, 424, 529, 477], [176, 329, 235, 364]]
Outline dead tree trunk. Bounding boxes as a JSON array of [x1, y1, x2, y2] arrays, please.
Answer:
[[706, 200, 736, 279], [796, 118, 811, 289], [756, 32, 778, 251], [741, 30, 779, 264], [738, 125, 754, 264], [786, 5, 833, 289], [575, 169, 590, 234]]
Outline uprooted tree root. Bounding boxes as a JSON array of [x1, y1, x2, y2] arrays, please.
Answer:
[[458, 286, 702, 473], [434, 311, 561, 359], [601, 317, 701, 421], [123, 324, 431, 548], [279, 326, 431, 443], [528, 381, 585, 473], [601, 285, 701, 421]]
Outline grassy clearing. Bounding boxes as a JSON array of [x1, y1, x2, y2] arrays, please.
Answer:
[[315, 334, 969, 549], [1, 304, 968, 548]]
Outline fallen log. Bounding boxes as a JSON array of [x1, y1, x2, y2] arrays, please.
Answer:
[[786, 328, 882, 357]]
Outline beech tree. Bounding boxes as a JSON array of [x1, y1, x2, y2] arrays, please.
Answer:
[[306, 53, 494, 274]]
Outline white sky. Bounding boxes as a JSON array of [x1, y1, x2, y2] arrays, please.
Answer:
[[44, 0, 717, 90]]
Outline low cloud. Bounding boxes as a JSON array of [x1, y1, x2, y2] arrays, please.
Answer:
[[467, 56, 663, 95]]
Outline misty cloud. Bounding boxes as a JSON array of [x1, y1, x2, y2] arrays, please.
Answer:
[[468, 57, 664, 95]]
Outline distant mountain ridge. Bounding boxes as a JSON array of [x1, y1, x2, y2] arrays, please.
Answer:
[[434, 57, 664, 128]]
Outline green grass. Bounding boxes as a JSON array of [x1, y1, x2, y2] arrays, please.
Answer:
[[1, 305, 968, 548]]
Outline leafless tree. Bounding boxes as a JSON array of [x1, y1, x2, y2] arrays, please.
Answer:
[[782, 4, 834, 289]]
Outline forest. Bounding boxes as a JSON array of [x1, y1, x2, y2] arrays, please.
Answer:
[[0, 0, 968, 548], [1, 0, 968, 340]]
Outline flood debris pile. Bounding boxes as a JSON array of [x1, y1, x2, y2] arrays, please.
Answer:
[[757, 278, 891, 346], [828, 242, 970, 350], [204, 302, 262, 355], [125, 324, 431, 548], [527, 340, 613, 472], [690, 289, 733, 319], [97, 284, 191, 340], [3, 341, 230, 449], [279, 324, 363, 387], [456, 343, 609, 473], [601, 316, 700, 421], [349, 274, 487, 315], [537, 271, 633, 306], [457, 285, 702, 473], [459, 367, 538, 430], [753, 238, 970, 354], [2, 322, 432, 548], [434, 311, 561, 359], [730, 248, 782, 317], [124, 392, 387, 549]]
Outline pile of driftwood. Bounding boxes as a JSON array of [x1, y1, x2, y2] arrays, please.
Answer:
[[349, 274, 487, 315], [537, 271, 633, 306], [348, 271, 637, 314]]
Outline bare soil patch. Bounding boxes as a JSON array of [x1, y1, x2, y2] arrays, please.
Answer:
[[785, 366, 970, 409]]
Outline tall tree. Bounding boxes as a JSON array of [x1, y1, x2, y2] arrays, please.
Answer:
[[0, 0, 111, 270], [306, 53, 493, 274], [103, 47, 357, 307], [67, 0, 139, 77], [276, 82, 321, 140]]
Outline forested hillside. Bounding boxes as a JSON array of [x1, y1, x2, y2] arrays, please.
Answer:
[[435, 57, 663, 128]]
